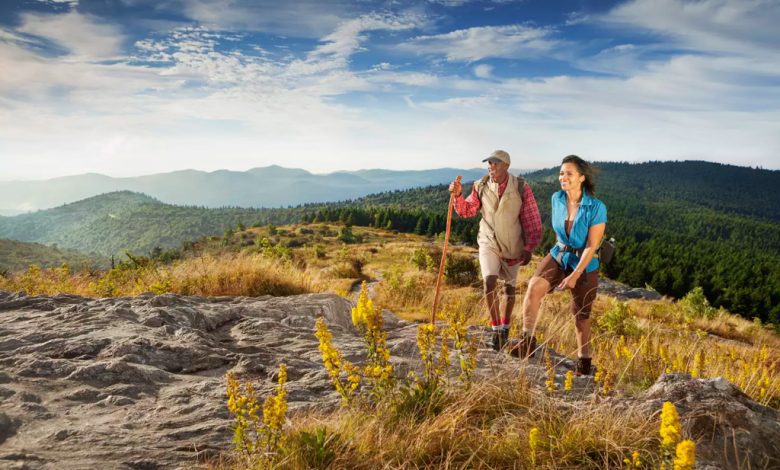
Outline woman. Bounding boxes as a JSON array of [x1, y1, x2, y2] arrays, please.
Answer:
[[514, 155, 607, 376]]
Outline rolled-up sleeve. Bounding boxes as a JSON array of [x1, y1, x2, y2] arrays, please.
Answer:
[[453, 184, 481, 218], [590, 200, 607, 226]]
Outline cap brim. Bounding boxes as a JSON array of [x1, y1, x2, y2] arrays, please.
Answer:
[[482, 157, 503, 163]]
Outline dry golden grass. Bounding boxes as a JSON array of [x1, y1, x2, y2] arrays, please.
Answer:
[[0, 251, 316, 298], [211, 371, 662, 470], [164, 252, 314, 297]]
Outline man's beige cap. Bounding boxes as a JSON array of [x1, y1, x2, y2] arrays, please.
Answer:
[[482, 149, 510, 165]]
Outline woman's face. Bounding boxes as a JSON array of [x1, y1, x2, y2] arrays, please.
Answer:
[[559, 162, 585, 191]]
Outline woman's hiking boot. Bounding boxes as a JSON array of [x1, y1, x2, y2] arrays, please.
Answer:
[[574, 357, 592, 376]]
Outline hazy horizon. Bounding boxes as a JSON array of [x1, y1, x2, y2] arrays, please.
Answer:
[[2, 158, 777, 184]]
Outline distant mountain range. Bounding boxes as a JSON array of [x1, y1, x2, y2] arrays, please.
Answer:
[[0, 165, 499, 214]]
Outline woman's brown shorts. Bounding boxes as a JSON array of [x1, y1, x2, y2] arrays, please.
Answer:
[[533, 254, 599, 320]]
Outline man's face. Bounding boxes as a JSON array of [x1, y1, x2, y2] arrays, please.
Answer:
[[488, 160, 510, 182]]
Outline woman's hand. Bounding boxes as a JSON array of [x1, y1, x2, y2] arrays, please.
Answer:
[[558, 270, 581, 290]]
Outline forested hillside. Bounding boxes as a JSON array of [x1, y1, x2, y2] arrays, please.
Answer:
[[0, 191, 302, 258], [0, 239, 95, 272], [306, 161, 780, 324], [0, 161, 776, 324]]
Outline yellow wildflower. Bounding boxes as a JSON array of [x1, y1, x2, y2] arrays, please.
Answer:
[[673, 439, 695, 470], [564, 370, 574, 391], [690, 350, 703, 378], [529, 427, 540, 467], [660, 401, 681, 449]]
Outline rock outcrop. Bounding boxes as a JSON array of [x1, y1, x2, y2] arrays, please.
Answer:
[[0, 291, 391, 468], [598, 277, 664, 301], [640, 373, 780, 469], [1, 290, 778, 469]]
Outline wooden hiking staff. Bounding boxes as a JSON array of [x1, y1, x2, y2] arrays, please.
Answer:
[[431, 175, 461, 324]]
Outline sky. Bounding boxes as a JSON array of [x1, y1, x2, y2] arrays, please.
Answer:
[[0, 0, 778, 180]]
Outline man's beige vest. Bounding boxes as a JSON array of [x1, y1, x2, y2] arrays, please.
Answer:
[[476, 174, 525, 259]]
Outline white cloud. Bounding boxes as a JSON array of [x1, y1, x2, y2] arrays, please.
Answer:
[[427, 0, 471, 6], [287, 12, 425, 76], [602, 0, 780, 57], [403, 24, 559, 61], [16, 11, 124, 59], [180, 0, 352, 37], [419, 95, 496, 111], [474, 63, 492, 78], [34, 0, 78, 5]]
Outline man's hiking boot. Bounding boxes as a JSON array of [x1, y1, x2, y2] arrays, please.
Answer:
[[508, 335, 536, 359], [574, 357, 592, 376], [490, 329, 509, 352]]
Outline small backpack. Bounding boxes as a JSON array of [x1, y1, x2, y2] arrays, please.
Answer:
[[599, 237, 616, 266]]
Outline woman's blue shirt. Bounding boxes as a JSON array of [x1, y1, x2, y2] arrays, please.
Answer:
[[549, 190, 607, 273]]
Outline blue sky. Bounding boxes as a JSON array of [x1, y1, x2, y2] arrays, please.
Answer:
[[0, 0, 778, 179]]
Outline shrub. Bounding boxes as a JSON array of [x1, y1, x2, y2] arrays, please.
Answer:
[[256, 237, 293, 261], [444, 254, 479, 286], [325, 258, 363, 279], [409, 247, 440, 273], [596, 300, 642, 336], [679, 286, 717, 320], [374, 267, 431, 312], [284, 238, 305, 248], [338, 226, 363, 244], [312, 244, 327, 259]]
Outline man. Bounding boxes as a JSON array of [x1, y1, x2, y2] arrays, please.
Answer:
[[449, 150, 542, 351]]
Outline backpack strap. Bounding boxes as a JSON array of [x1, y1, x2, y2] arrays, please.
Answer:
[[515, 174, 525, 197], [476, 175, 490, 201]]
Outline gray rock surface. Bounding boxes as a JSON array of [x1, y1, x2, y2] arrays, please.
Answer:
[[1, 290, 778, 469], [0, 290, 396, 469], [598, 277, 664, 301]]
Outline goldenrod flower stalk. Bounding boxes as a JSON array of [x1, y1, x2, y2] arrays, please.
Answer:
[[615, 335, 630, 360], [417, 323, 438, 384], [529, 427, 540, 467], [352, 281, 395, 399], [544, 349, 557, 393], [226, 372, 259, 456], [315, 317, 361, 405], [623, 450, 642, 468], [601, 370, 614, 396], [564, 370, 574, 391], [261, 364, 288, 455], [441, 307, 477, 386], [436, 327, 452, 380], [690, 350, 703, 378], [673, 439, 695, 470], [225, 365, 289, 466], [660, 401, 681, 450]]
